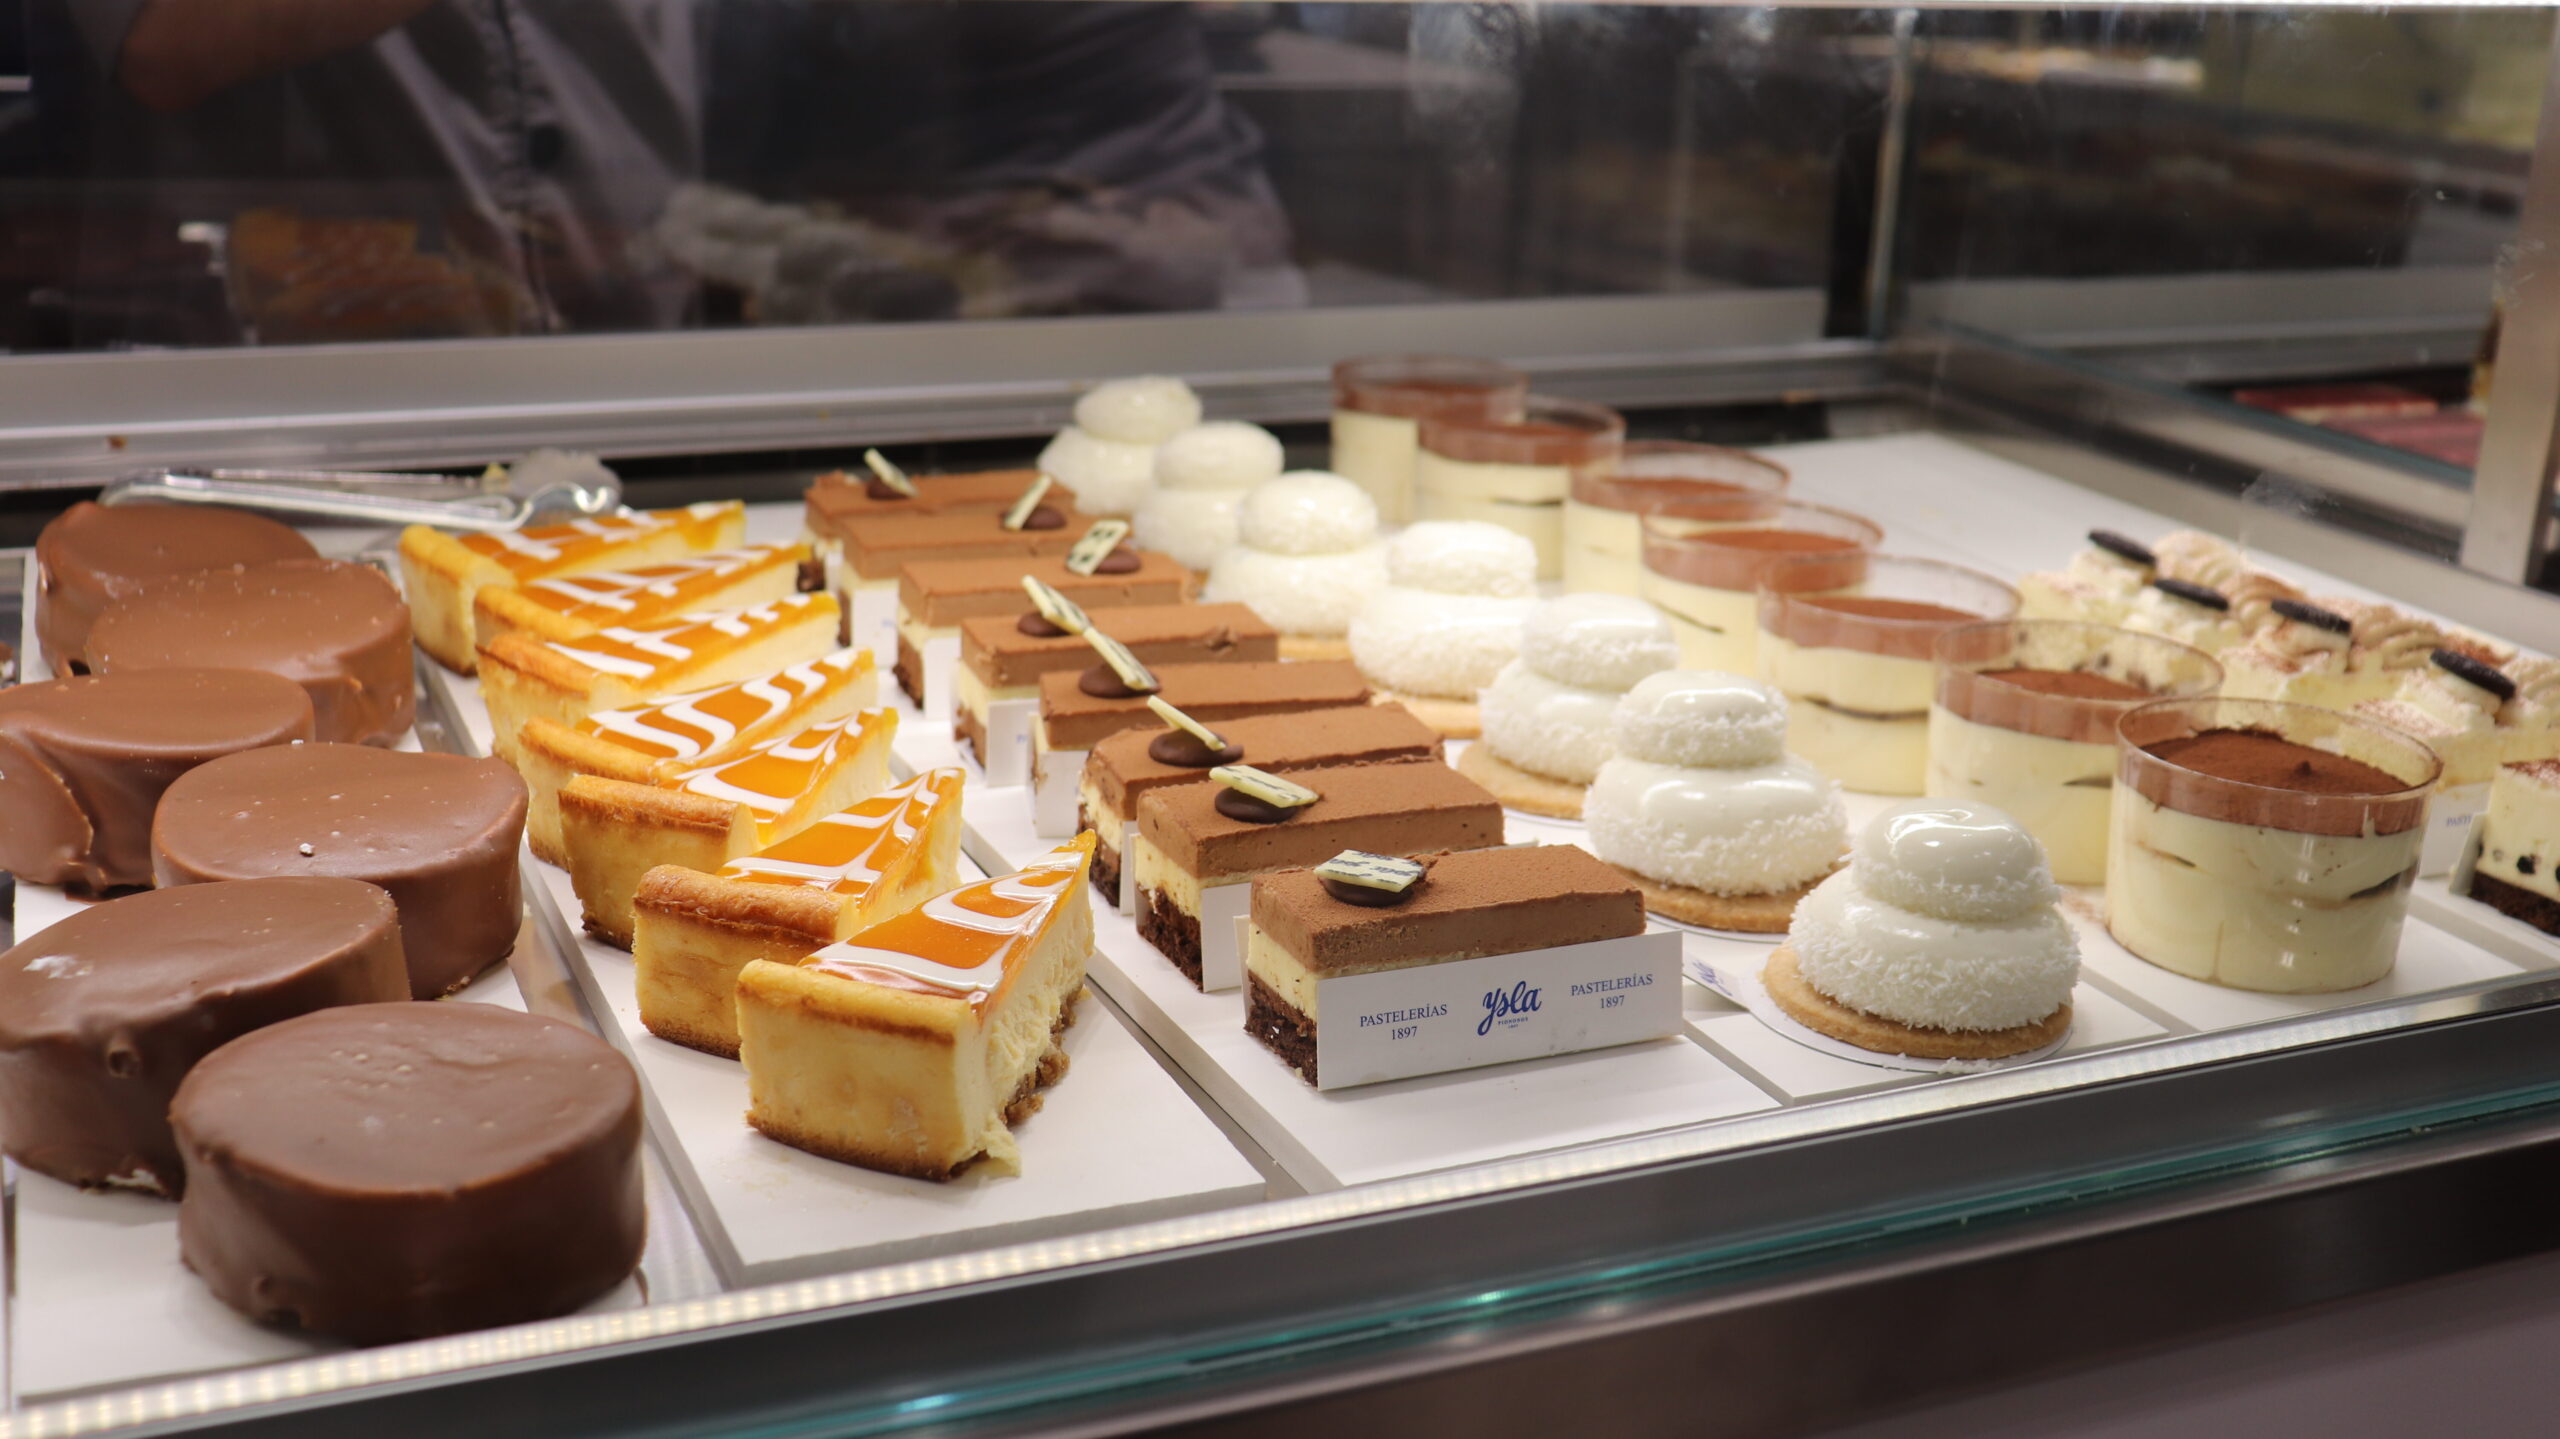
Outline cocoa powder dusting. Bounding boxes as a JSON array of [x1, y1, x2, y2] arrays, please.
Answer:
[[1980, 667, 2152, 702]]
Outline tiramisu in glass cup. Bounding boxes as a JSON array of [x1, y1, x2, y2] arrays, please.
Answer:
[[1929, 621, 2223, 884], [1330, 356, 1527, 527], [1756, 554, 2019, 795], [1562, 441, 1789, 594], [1414, 396, 1624, 581], [1639, 500, 1882, 675], [2107, 698, 2439, 992]]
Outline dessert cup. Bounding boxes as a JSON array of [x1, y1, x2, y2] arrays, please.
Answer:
[[2106, 697, 2438, 992], [1756, 554, 2018, 795], [1414, 395, 1624, 580], [1563, 441, 1788, 595], [1928, 621, 2222, 884], [1640, 500, 1881, 675], [1330, 356, 1527, 526]]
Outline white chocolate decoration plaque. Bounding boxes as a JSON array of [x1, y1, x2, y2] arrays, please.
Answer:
[[863, 447, 916, 497], [1067, 519, 1133, 576], [1003, 474, 1056, 531]]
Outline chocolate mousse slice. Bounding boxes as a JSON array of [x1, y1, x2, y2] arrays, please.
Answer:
[[1037, 660, 1371, 753], [1245, 845, 1645, 1084], [1133, 760, 1505, 988], [1080, 703, 1442, 903], [836, 506, 1092, 587], [803, 466, 1042, 543], [959, 603, 1280, 767], [897, 549, 1192, 707]]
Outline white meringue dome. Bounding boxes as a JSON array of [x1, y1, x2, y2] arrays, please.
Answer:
[[1133, 423, 1287, 569], [1611, 671, 1789, 769], [1385, 521, 1537, 597], [1155, 422, 1284, 491], [1786, 800, 2079, 1033], [1237, 471, 1378, 556], [1203, 471, 1389, 638], [1074, 376, 1201, 445], [1038, 425, 1156, 517], [1585, 672, 1846, 896], [1348, 522, 1540, 698], [1479, 596, 1678, 784]]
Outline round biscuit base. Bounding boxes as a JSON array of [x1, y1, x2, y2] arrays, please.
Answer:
[[1372, 688, 1480, 739], [1280, 634, 1353, 662], [1453, 743, 1586, 820], [1763, 946, 2070, 1060], [1610, 862, 1837, 934]]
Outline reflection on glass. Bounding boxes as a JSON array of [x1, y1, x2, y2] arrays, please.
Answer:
[[4, 2, 1872, 351]]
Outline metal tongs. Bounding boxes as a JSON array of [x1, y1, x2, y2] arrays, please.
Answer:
[[98, 462, 623, 532]]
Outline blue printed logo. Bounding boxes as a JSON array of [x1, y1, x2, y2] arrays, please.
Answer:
[[1478, 982, 1543, 1036]]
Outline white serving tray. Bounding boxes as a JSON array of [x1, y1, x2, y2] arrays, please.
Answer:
[[427, 664, 1268, 1285]]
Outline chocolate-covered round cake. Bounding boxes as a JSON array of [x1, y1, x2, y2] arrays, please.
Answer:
[[0, 878, 408, 1195], [171, 1002, 644, 1343], [0, 669, 315, 893], [33, 501, 318, 674], [86, 557, 416, 746], [153, 743, 529, 998]]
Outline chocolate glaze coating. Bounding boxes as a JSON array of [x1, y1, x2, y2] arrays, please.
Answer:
[[1215, 788, 1304, 825], [862, 476, 913, 501], [1017, 611, 1070, 638], [1319, 874, 1423, 908], [33, 501, 317, 673], [1019, 505, 1067, 531], [87, 558, 416, 747], [1147, 730, 1243, 768], [1090, 545, 1142, 574], [172, 1003, 643, 1343], [0, 878, 408, 1195], [1078, 662, 1150, 699], [154, 744, 528, 998], [0, 669, 315, 893]]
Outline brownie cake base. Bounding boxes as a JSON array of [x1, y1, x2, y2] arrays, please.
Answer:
[[1136, 887, 1206, 987], [1245, 974, 1320, 1084], [895, 635, 928, 708], [2471, 871, 2560, 935]]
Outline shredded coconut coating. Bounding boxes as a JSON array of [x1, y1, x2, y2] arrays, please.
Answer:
[[1788, 870, 2079, 1032], [1039, 426, 1158, 517], [1155, 422, 1284, 492], [1132, 487, 1247, 570], [1348, 586, 1535, 697], [1203, 545, 1389, 637], [1384, 521, 1537, 597], [1612, 671, 1790, 768], [1479, 664, 1618, 783], [1850, 799, 2057, 922], [1236, 471, 1379, 555], [1586, 755, 1845, 894], [1516, 594, 1678, 693], [1073, 376, 1200, 445]]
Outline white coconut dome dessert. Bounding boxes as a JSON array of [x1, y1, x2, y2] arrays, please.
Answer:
[[1459, 594, 1678, 819], [1768, 798, 2079, 1059], [1037, 375, 1203, 517], [1132, 422, 1285, 570], [1346, 520, 1539, 738], [1203, 471, 1390, 661], [1583, 672, 1846, 931]]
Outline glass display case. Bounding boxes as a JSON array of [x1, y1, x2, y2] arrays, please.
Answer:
[[8, 6, 2560, 1437]]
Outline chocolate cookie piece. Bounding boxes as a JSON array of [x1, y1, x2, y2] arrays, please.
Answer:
[[172, 1002, 643, 1343], [86, 558, 415, 747], [154, 743, 529, 997], [0, 669, 314, 893], [0, 878, 407, 1195]]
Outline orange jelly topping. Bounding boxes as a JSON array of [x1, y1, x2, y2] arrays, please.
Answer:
[[719, 768, 963, 892], [804, 835, 1094, 1007]]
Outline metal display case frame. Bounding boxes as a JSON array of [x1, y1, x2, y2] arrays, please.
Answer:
[[12, 8, 2560, 1438]]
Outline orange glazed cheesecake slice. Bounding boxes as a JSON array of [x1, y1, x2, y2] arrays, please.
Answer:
[[519, 649, 877, 863], [400, 501, 746, 672], [633, 767, 968, 1058], [737, 834, 1096, 1180], [472, 543, 809, 652], [559, 708, 900, 947], [477, 593, 839, 764]]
